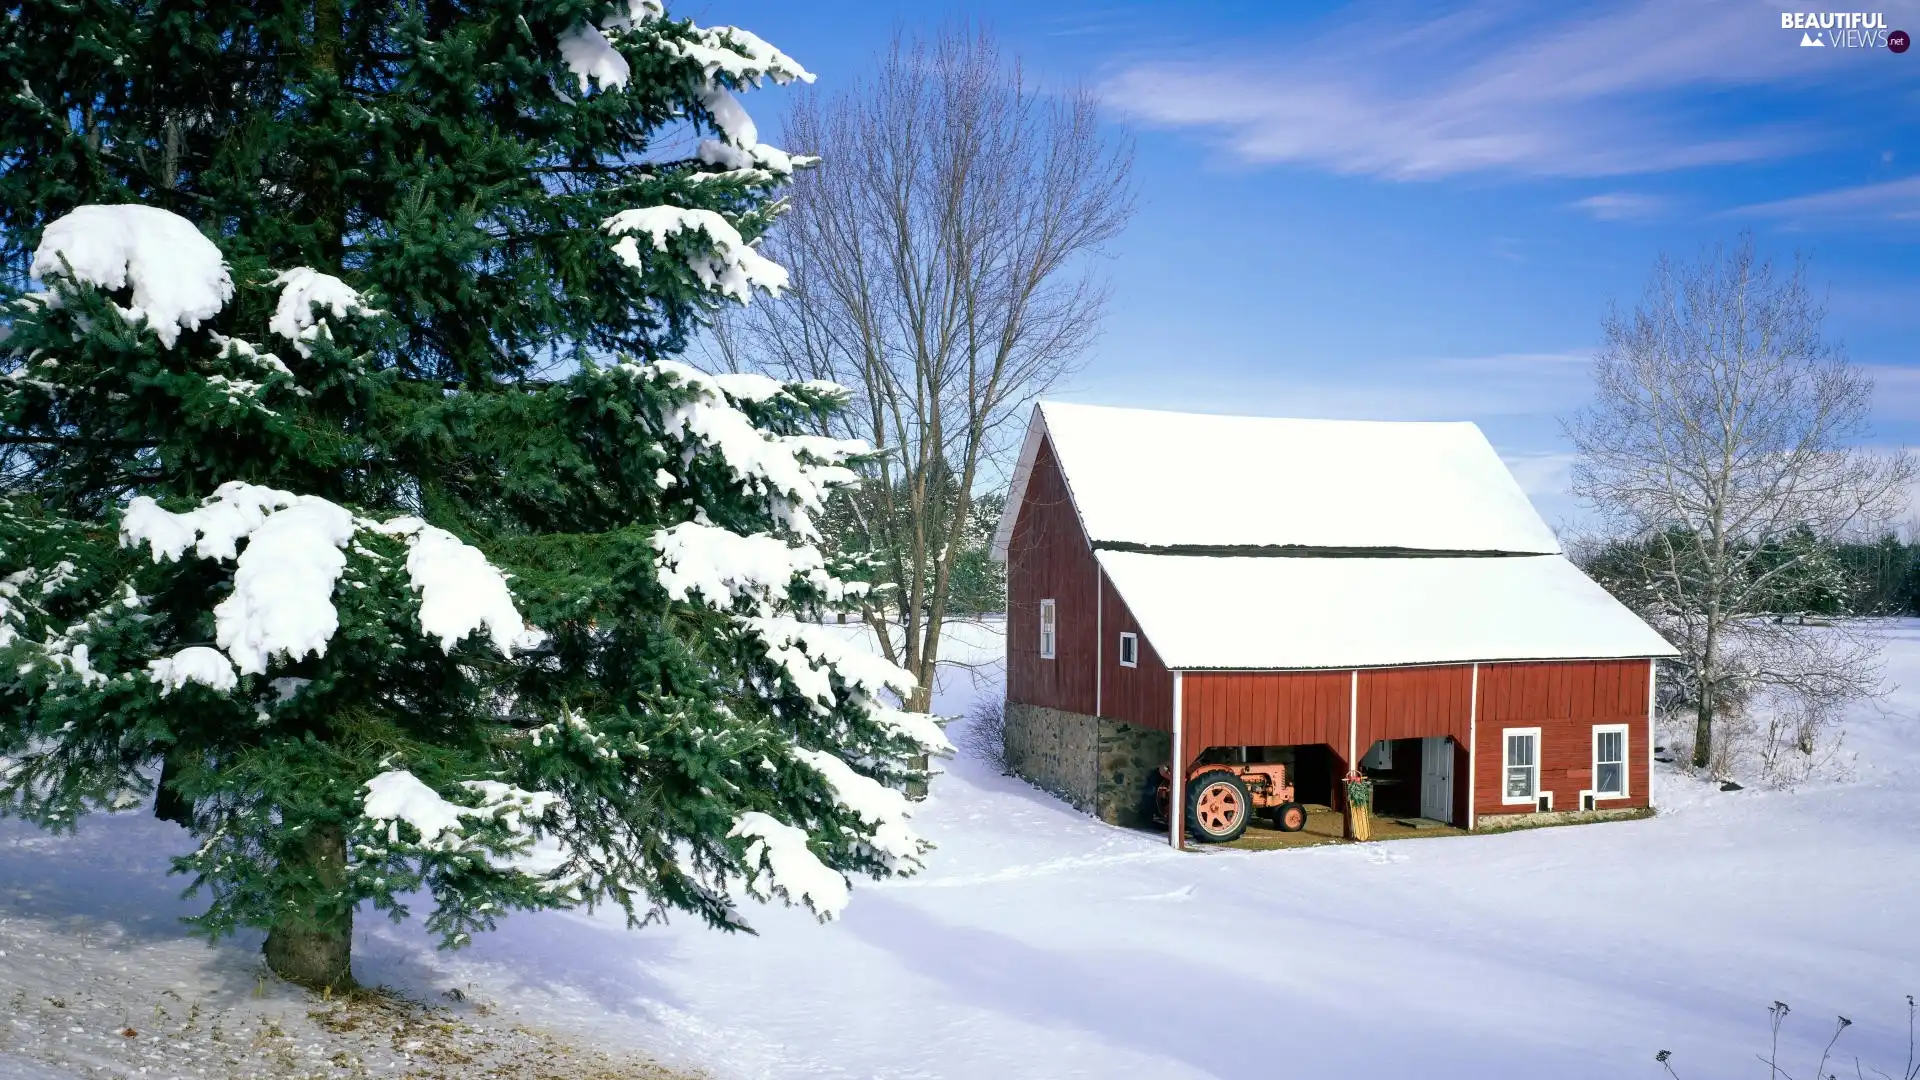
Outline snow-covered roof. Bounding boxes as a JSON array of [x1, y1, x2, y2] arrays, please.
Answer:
[[992, 401, 1562, 558], [1097, 551, 1675, 670]]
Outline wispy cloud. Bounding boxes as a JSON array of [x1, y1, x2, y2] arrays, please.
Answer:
[[1858, 364, 1920, 425], [1732, 176, 1920, 226], [1102, 0, 1847, 180], [1079, 350, 1596, 424], [1571, 192, 1667, 221], [1500, 450, 1578, 500]]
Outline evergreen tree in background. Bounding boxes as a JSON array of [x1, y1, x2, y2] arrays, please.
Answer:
[[0, 0, 947, 990], [818, 484, 1008, 621], [945, 490, 1008, 618]]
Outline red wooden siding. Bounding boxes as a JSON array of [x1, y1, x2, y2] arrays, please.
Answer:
[[1477, 660, 1648, 726], [1179, 666, 1475, 761], [1181, 671, 1350, 765], [1475, 660, 1652, 817], [1355, 665, 1473, 751], [1005, 439, 1098, 716], [1098, 571, 1174, 730], [1180, 666, 1474, 825], [1356, 666, 1474, 829]]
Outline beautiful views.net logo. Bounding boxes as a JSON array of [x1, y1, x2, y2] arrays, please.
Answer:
[[1781, 11, 1909, 50]]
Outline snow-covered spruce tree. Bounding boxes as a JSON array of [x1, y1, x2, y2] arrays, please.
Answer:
[[0, 2, 947, 990]]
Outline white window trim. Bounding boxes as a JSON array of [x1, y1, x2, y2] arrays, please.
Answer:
[[1038, 598, 1056, 660], [1117, 631, 1138, 668], [1592, 723, 1629, 800], [1501, 727, 1542, 806]]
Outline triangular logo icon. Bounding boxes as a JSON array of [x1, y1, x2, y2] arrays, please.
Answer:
[[1800, 31, 1825, 45]]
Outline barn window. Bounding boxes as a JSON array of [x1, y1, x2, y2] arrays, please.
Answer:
[[1593, 725, 1627, 798], [1118, 632, 1138, 668], [1039, 599, 1057, 659], [1502, 728, 1541, 804]]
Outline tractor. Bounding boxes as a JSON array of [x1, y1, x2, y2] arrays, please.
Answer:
[[1153, 760, 1308, 843]]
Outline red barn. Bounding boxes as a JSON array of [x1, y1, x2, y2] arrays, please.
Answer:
[[991, 401, 1677, 847]]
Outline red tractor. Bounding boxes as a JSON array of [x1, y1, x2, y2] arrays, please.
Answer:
[[1153, 761, 1308, 843]]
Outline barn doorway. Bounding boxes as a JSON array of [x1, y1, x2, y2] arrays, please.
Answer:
[[1356, 738, 1418, 817], [1420, 736, 1454, 823], [1288, 743, 1343, 808]]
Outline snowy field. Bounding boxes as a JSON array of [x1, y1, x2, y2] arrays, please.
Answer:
[[5, 617, 1920, 1079]]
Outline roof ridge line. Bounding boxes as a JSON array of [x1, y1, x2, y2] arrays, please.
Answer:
[[1092, 542, 1557, 559]]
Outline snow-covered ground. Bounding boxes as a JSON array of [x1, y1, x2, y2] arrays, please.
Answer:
[[5, 617, 1919, 1079]]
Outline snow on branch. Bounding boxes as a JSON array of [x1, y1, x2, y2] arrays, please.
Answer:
[[118, 483, 355, 675], [0, 569, 137, 689], [652, 521, 829, 613], [147, 646, 238, 696], [695, 137, 811, 179], [364, 517, 526, 656], [699, 85, 758, 148], [792, 747, 921, 865], [364, 770, 471, 848], [863, 700, 956, 756], [640, 360, 861, 536], [559, 25, 630, 92], [550, 10, 809, 172], [742, 616, 915, 710], [729, 810, 849, 917], [618, 0, 665, 23], [684, 66, 811, 178], [0, 570, 30, 648], [45, 641, 107, 686], [119, 485, 530, 676], [603, 206, 789, 302], [29, 204, 233, 349], [651, 358, 842, 406], [668, 25, 814, 86], [214, 498, 356, 675], [121, 482, 297, 564], [268, 268, 376, 358], [557, 1, 664, 93], [361, 770, 559, 852], [209, 333, 295, 380]]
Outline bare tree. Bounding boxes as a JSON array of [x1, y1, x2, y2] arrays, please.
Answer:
[[1567, 237, 1914, 776], [711, 28, 1133, 710]]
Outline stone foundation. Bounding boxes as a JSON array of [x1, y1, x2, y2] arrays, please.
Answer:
[[1094, 717, 1172, 827], [1475, 805, 1653, 832], [1003, 702, 1099, 811], [1004, 701, 1171, 828]]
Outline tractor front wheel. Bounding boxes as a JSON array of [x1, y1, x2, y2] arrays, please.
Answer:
[[1272, 801, 1307, 833], [1185, 770, 1251, 843]]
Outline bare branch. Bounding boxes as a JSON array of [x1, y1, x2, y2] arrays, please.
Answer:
[[712, 27, 1134, 710], [1565, 236, 1912, 775]]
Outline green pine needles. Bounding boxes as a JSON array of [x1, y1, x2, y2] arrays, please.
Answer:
[[0, 0, 946, 990]]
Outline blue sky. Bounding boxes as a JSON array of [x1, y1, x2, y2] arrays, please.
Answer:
[[699, 0, 1920, 526]]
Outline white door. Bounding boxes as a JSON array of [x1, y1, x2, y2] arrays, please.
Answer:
[[1421, 736, 1454, 824]]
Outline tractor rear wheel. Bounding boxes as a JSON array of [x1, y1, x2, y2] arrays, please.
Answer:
[[1185, 770, 1251, 843], [1272, 801, 1307, 833]]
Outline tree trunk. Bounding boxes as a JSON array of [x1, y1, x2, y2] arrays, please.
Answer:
[[151, 751, 193, 828], [901, 658, 936, 800], [904, 682, 933, 713], [1693, 617, 1719, 771], [1692, 692, 1714, 771], [263, 823, 355, 992]]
